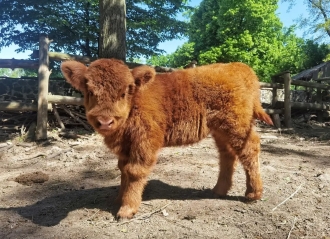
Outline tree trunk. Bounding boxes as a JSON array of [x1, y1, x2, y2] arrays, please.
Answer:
[[99, 0, 126, 61]]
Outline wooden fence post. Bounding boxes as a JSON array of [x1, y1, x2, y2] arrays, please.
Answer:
[[271, 76, 281, 128], [283, 72, 292, 128], [316, 81, 323, 122], [36, 34, 51, 140]]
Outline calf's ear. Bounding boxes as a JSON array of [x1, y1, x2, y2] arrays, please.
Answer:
[[61, 61, 87, 92], [131, 66, 156, 87]]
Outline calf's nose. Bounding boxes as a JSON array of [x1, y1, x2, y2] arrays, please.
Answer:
[[97, 117, 115, 128]]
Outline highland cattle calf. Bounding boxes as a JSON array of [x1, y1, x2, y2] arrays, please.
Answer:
[[61, 59, 273, 219]]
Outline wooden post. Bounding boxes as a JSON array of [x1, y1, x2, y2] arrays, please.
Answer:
[[283, 72, 292, 128], [36, 34, 51, 140], [316, 82, 323, 122], [270, 76, 281, 128]]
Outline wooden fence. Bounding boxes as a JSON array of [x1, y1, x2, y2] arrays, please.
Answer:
[[264, 71, 330, 128], [1, 35, 330, 139], [0, 35, 88, 140]]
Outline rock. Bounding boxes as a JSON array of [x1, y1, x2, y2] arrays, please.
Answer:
[[260, 135, 278, 140], [263, 165, 277, 172], [318, 174, 330, 182]]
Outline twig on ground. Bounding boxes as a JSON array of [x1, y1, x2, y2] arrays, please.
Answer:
[[162, 216, 193, 230], [287, 216, 297, 239], [59, 130, 90, 139], [16, 142, 34, 148], [87, 209, 100, 221], [19, 147, 72, 161], [25, 146, 37, 152], [119, 202, 171, 225], [16, 142, 39, 153], [71, 110, 87, 119], [272, 183, 304, 212], [37, 139, 53, 147], [20, 152, 47, 160], [60, 105, 92, 131], [45, 148, 71, 160]]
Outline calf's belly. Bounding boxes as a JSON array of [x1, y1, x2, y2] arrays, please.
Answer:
[[164, 116, 210, 146]]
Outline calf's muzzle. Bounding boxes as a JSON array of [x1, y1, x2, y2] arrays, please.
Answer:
[[96, 117, 115, 130]]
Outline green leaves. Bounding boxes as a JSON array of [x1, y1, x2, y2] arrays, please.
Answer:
[[186, 0, 286, 81], [147, 42, 195, 68]]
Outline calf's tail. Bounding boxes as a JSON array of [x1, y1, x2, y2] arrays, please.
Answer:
[[254, 102, 273, 126]]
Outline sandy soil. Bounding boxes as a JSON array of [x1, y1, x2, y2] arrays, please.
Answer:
[[0, 121, 330, 239]]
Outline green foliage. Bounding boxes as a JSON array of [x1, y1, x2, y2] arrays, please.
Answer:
[[0, 68, 36, 77], [0, 0, 190, 59], [127, 0, 191, 59], [164, 0, 330, 81], [168, 42, 196, 67], [188, 0, 285, 81], [276, 27, 330, 73], [0, 0, 99, 56], [146, 55, 172, 67], [147, 42, 196, 68], [299, 40, 330, 68], [188, 0, 219, 54], [275, 27, 305, 73]]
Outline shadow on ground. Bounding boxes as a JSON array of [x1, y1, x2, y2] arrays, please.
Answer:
[[262, 140, 330, 168], [1, 180, 246, 227]]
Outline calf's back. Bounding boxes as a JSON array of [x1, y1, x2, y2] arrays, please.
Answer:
[[133, 62, 260, 147]]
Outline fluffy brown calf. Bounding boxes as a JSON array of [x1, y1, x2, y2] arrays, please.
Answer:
[[61, 59, 273, 219]]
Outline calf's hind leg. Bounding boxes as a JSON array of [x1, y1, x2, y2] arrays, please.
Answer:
[[212, 129, 262, 200], [238, 130, 263, 200]]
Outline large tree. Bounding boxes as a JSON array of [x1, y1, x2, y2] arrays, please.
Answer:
[[99, 0, 126, 60], [0, 0, 190, 60], [283, 0, 330, 41], [188, 0, 285, 80]]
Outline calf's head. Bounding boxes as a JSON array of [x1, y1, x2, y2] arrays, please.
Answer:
[[61, 58, 155, 136]]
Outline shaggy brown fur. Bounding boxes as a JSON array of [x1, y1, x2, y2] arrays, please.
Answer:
[[61, 59, 273, 219]]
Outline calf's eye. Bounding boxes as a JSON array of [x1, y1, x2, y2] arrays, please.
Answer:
[[88, 91, 94, 96], [121, 93, 126, 98]]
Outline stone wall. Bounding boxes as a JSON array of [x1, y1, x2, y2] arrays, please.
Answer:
[[0, 77, 82, 103], [260, 88, 316, 104]]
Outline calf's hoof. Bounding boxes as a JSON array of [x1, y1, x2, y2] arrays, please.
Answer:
[[212, 185, 229, 198], [116, 205, 137, 220], [245, 191, 262, 201]]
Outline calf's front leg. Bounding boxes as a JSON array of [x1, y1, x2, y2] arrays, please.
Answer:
[[116, 157, 156, 219]]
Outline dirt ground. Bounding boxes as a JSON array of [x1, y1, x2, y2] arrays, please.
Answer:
[[0, 119, 330, 239]]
